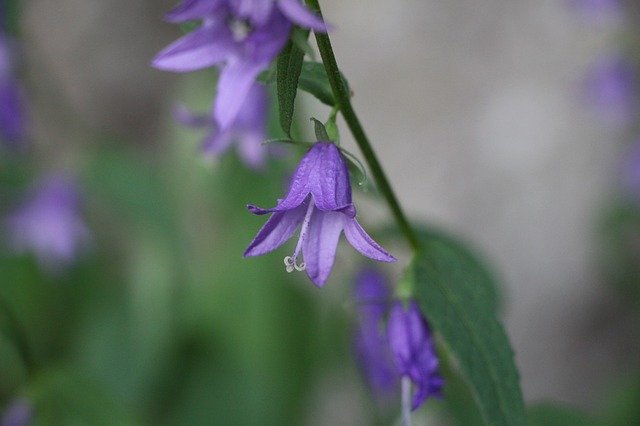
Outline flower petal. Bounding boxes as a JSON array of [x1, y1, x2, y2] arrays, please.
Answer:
[[277, 0, 328, 32], [231, 0, 275, 26], [214, 60, 264, 129], [152, 25, 235, 72], [173, 104, 213, 128], [244, 203, 307, 256], [302, 210, 346, 287], [165, 0, 225, 23], [308, 142, 355, 215], [344, 218, 396, 262]]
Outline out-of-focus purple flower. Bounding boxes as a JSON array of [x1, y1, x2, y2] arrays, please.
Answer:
[[584, 55, 636, 126], [1, 398, 32, 426], [244, 142, 396, 287], [353, 268, 398, 397], [153, 0, 326, 130], [387, 301, 443, 411], [175, 83, 269, 168], [0, 34, 26, 149], [4, 174, 90, 272]]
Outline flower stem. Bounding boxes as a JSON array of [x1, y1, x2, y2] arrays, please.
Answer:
[[304, 0, 422, 252]]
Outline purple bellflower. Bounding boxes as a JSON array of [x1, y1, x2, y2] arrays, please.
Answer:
[[153, 0, 326, 130], [584, 55, 636, 126], [4, 174, 90, 272], [244, 142, 396, 287], [0, 33, 26, 149], [353, 268, 399, 397], [175, 82, 269, 168], [387, 301, 443, 411], [1, 398, 33, 426]]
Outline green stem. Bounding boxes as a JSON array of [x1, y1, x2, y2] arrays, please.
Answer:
[[305, 0, 422, 252]]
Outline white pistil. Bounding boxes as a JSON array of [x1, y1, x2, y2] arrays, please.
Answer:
[[230, 19, 251, 41], [283, 201, 315, 273], [401, 377, 412, 426]]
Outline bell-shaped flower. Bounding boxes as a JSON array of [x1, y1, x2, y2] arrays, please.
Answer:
[[152, 0, 326, 129], [353, 268, 399, 397], [244, 142, 396, 287], [4, 174, 90, 273], [387, 301, 443, 411], [175, 83, 268, 168]]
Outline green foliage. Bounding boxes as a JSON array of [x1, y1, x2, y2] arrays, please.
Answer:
[[410, 226, 524, 426], [527, 402, 597, 426], [276, 34, 308, 136], [297, 61, 349, 107]]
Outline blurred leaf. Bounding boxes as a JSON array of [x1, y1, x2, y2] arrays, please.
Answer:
[[298, 61, 350, 107], [527, 402, 597, 426], [30, 369, 138, 426], [411, 227, 524, 426], [599, 371, 640, 426], [277, 33, 308, 136], [3, 0, 20, 36]]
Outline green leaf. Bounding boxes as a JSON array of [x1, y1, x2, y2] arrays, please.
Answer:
[[276, 32, 308, 136], [297, 62, 342, 106], [527, 402, 597, 426], [410, 227, 525, 426]]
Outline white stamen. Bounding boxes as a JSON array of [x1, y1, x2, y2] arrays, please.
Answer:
[[401, 377, 412, 426], [230, 19, 250, 41], [283, 201, 315, 274]]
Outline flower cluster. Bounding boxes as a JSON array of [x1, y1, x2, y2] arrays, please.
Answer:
[[353, 269, 443, 411], [153, 0, 326, 168]]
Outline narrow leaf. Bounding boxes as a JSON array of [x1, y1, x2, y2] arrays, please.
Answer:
[[276, 31, 308, 136], [411, 227, 525, 426]]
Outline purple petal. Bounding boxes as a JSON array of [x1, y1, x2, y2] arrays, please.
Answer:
[[0, 78, 27, 146], [307, 142, 355, 215], [237, 131, 267, 169], [201, 129, 234, 157], [344, 218, 396, 262], [277, 0, 328, 32], [152, 25, 236, 72], [302, 209, 346, 287], [214, 59, 265, 129], [354, 268, 391, 320], [165, 0, 225, 23], [244, 203, 307, 256], [354, 320, 399, 396], [174, 104, 214, 128], [1, 397, 33, 426], [231, 0, 275, 26]]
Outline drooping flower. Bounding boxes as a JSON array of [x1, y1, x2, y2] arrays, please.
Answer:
[[175, 83, 268, 168], [153, 0, 326, 130], [244, 142, 396, 287], [387, 301, 443, 411], [0, 32, 26, 149], [4, 174, 90, 272], [353, 268, 398, 397], [1, 397, 33, 426], [584, 55, 636, 126]]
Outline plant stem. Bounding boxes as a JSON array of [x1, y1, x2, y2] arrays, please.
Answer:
[[305, 0, 422, 252]]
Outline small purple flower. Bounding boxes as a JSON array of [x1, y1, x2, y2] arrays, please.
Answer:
[[4, 174, 90, 272], [584, 55, 636, 126], [153, 0, 326, 130], [1, 398, 32, 426], [0, 34, 26, 149], [353, 269, 398, 397], [244, 142, 396, 287], [387, 301, 443, 411], [175, 83, 269, 168]]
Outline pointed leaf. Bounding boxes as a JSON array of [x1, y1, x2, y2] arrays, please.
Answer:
[[411, 227, 525, 426], [276, 31, 308, 136], [298, 61, 350, 106]]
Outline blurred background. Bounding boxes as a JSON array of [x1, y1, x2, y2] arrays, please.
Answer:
[[1, 0, 639, 424]]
